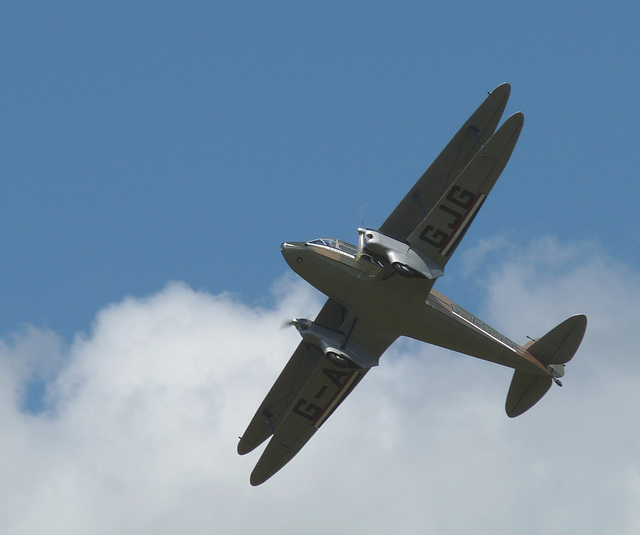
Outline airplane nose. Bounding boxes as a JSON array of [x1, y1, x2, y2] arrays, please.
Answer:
[[281, 242, 306, 267], [281, 242, 296, 257], [281, 241, 304, 251]]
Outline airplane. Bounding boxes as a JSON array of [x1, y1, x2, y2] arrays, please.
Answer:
[[237, 83, 587, 486]]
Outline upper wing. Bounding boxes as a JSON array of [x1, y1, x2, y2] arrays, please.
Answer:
[[405, 112, 524, 269], [379, 83, 511, 242], [238, 299, 395, 485]]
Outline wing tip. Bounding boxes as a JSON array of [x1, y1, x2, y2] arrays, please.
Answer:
[[250, 458, 279, 486], [512, 111, 525, 124], [238, 434, 266, 456], [491, 82, 511, 95], [237, 441, 249, 456]]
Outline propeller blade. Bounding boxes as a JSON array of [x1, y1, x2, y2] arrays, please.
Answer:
[[280, 319, 297, 329]]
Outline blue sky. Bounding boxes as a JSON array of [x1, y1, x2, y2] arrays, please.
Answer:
[[1, 4, 640, 534], [3, 2, 639, 338]]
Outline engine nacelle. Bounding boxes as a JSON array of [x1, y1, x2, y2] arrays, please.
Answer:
[[290, 318, 379, 369], [358, 228, 444, 279]]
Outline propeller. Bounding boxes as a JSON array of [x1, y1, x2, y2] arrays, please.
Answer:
[[359, 203, 367, 229], [280, 318, 311, 333]]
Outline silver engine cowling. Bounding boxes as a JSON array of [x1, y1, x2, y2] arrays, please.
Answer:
[[357, 228, 444, 279]]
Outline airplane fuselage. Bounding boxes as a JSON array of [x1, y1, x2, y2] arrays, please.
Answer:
[[282, 239, 437, 336], [281, 238, 551, 376]]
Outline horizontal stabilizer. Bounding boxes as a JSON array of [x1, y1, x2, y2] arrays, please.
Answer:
[[527, 315, 587, 365], [505, 315, 587, 417], [505, 371, 552, 417]]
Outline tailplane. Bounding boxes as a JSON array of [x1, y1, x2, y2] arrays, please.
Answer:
[[505, 315, 587, 417]]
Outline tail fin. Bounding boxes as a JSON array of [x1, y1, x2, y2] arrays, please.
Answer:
[[506, 315, 587, 417]]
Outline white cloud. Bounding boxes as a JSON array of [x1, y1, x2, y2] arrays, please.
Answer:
[[0, 240, 638, 534]]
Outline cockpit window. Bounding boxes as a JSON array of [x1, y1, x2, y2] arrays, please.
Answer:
[[337, 241, 359, 256], [306, 238, 359, 258], [307, 238, 336, 248]]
